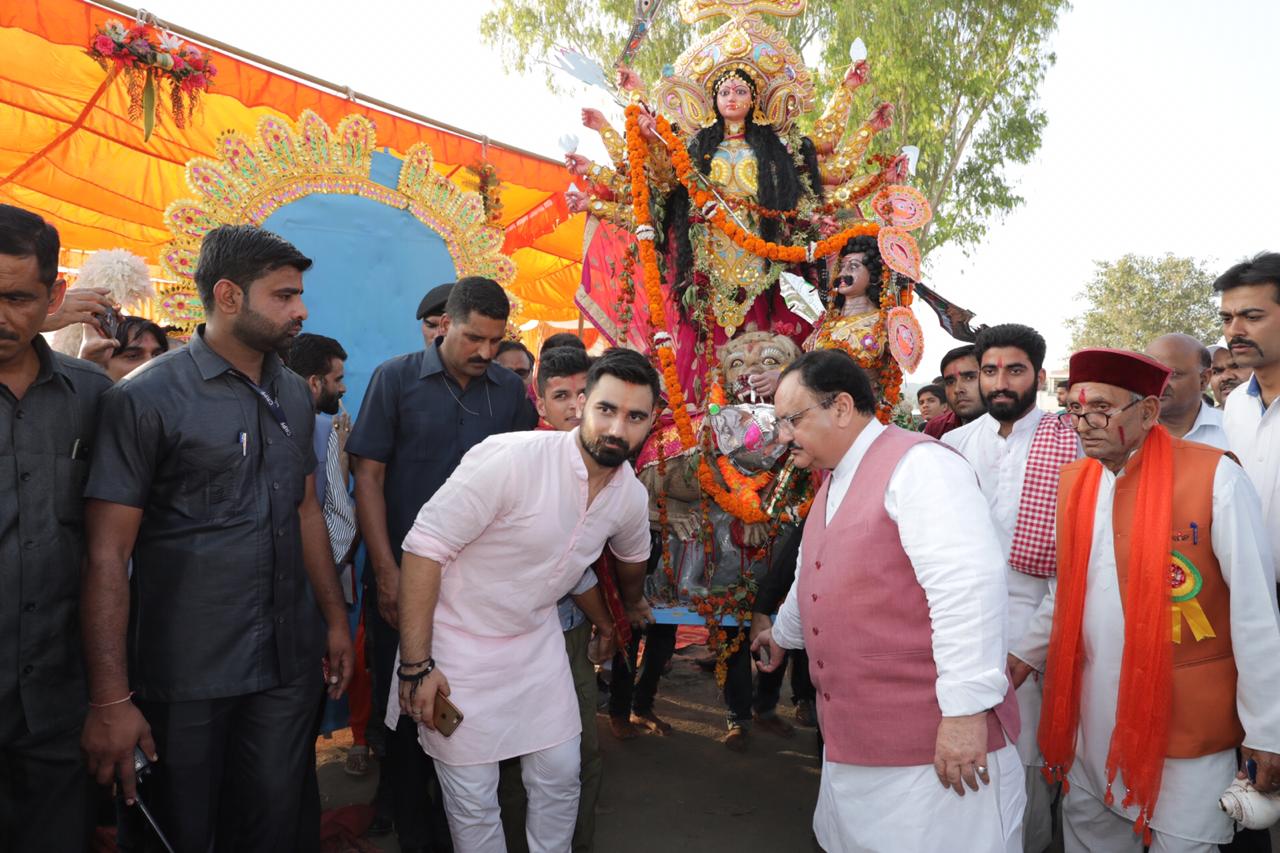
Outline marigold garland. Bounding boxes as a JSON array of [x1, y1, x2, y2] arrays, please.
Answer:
[[654, 114, 880, 263], [627, 105, 696, 450], [691, 584, 756, 686]]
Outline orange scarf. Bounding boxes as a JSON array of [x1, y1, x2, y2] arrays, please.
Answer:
[[1039, 426, 1174, 842]]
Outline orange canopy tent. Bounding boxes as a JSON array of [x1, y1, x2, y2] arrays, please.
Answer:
[[0, 0, 587, 325]]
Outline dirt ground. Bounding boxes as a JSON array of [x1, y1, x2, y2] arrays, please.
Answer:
[[316, 646, 1280, 852], [316, 642, 824, 852]]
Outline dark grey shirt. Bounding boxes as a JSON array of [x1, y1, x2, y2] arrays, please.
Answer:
[[0, 337, 111, 736], [347, 340, 537, 567], [85, 326, 319, 703]]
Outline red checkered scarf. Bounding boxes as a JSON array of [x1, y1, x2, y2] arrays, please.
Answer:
[[1009, 412, 1081, 577]]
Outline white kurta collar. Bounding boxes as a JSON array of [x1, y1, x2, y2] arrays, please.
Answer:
[[827, 419, 886, 520], [977, 407, 1042, 439]]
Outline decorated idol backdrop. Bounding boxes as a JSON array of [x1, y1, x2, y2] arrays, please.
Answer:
[[157, 111, 514, 414], [259, 168, 455, 411]]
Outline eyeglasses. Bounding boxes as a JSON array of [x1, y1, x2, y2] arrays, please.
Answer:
[[777, 395, 835, 429], [1057, 397, 1141, 430]]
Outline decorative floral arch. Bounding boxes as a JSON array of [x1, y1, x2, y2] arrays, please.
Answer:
[[157, 110, 516, 331]]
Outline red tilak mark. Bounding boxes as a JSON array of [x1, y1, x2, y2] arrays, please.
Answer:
[[1077, 388, 1087, 405], [1118, 426, 1126, 443], [996, 358, 1005, 369]]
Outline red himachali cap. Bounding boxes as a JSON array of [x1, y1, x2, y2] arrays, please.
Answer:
[[1068, 347, 1171, 398]]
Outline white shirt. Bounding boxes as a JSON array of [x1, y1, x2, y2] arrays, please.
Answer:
[[944, 408, 1071, 767], [1014, 457, 1280, 842], [1224, 374, 1280, 576], [941, 408, 1060, 641], [774, 419, 1011, 717], [1181, 401, 1230, 451]]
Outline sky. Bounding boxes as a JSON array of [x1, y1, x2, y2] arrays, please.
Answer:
[[134, 0, 1280, 376]]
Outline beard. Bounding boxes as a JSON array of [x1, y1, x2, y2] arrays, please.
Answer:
[[316, 388, 341, 415], [579, 430, 633, 468], [234, 303, 298, 357], [981, 384, 1038, 423]]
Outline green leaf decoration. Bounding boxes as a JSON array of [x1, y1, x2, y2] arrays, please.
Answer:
[[142, 69, 156, 141]]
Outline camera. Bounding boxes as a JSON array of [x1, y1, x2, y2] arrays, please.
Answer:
[[95, 305, 123, 340]]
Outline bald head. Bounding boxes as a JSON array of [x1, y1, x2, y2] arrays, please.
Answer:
[[1146, 333, 1210, 369], [1144, 333, 1211, 433]]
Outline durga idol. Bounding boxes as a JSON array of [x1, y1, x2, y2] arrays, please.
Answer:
[[567, 0, 906, 400]]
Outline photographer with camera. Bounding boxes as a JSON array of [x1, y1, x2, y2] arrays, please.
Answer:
[[77, 312, 170, 383]]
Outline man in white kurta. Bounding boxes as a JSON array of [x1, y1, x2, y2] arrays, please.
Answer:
[[1015, 458, 1280, 850], [392, 349, 660, 853], [944, 323, 1079, 852], [754, 350, 1026, 852], [1013, 348, 1280, 852]]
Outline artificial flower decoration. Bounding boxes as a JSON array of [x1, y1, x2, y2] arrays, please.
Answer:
[[87, 19, 217, 140]]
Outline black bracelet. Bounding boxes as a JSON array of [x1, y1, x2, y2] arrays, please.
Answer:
[[397, 658, 435, 682], [400, 656, 432, 669]]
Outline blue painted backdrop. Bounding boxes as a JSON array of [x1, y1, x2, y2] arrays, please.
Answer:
[[262, 150, 458, 734], [261, 150, 456, 416]]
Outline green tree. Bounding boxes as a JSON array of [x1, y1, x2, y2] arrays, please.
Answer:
[[1068, 255, 1222, 352], [480, 0, 1068, 256]]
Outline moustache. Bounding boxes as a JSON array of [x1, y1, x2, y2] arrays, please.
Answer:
[[987, 393, 1017, 402], [467, 356, 491, 365], [1229, 337, 1260, 352], [0, 329, 19, 342]]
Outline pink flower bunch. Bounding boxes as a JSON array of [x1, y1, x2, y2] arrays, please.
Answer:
[[87, 19, 216, 94]]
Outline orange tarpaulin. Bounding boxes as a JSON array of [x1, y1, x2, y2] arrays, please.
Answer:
[[0, 0, 586, 322]]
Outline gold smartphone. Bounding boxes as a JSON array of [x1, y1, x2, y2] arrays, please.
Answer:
[[434, 693, 464, 737]]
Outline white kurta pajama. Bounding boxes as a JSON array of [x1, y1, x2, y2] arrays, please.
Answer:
[[1015, 457, 1280, 850], [944, 409, 1072, 852], [386, 429, 650, 852], [774, 420, 1026, 852]]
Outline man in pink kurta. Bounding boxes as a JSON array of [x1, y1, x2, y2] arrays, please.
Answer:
[[392, 349, 660, 853]]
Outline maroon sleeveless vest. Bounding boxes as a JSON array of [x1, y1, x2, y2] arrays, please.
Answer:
[[797, 426, 1020, 765]]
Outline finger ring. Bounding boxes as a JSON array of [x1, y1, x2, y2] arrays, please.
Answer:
[[977, 765, 988, 774]]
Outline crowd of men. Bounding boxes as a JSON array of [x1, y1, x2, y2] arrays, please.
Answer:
[[2, 198, 1279, 853]]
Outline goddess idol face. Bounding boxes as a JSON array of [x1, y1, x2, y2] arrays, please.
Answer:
[[716, 74, 753, 125]]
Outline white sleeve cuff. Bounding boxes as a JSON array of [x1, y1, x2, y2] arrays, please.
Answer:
[[936, 668, 1010, 717]]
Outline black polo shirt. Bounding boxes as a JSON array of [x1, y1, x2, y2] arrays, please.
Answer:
[[347, 339, 537, 567], [0, 337, 111, 736], [85, 326, 319, 703]]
